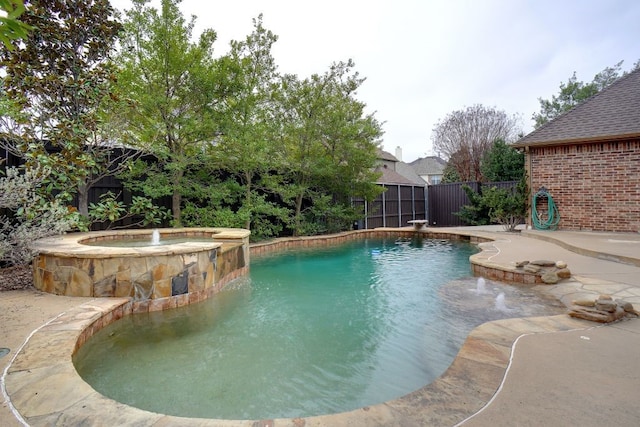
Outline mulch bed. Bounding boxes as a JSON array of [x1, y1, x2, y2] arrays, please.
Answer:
[[0, 265, 35, 291]]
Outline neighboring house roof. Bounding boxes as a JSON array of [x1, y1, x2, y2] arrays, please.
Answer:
[[375, 165, 419, 185], [377, 148, 399, 162], [408, 156, 447, 175], [374, 148, 426, 185], [395, 162, 426, 185], [514, 67, 640, 148]]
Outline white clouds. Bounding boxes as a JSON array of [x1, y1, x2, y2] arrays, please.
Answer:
[[110, 0, 640, 162]]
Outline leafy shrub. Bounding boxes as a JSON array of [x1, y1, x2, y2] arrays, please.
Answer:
[[0, 166, 77, 266], [88, 192, 170, 230], [456, 177, 528, 232]]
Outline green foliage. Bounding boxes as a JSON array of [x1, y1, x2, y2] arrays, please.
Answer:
[[481, 139, 524, 182], [441, 159, 462, 183], [296, 194, 361, 236], [482, 179, 528, 232], [116, 0, 225, 225], [456, 177, 528, 231], [0, 0, 125, 217], [532, 60, 640, 128], [0, 0, 32, 50], [274, 60, 383, 236], [208, 14, 281, 232], [1, 165, 78, 266], [88, 191, 170, 230], [2, 2, 384, 240], [456, 185, 491, 226]]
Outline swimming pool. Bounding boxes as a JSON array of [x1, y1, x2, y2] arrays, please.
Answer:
[[73, 236, 559, 419]]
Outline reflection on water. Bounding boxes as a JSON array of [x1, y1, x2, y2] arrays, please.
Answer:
[[74, 237, 564, 420]]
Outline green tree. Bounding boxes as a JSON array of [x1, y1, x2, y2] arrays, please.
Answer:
[[0, 0, 124, 220], [532, 60, 640, 128], [441, 162, 461, 183], [275, 60, 383, 236], [432, 104, 521, 182], [0, 0, 31, 50], [206, 14, 286, 234], [116, 0, 223, 226], [481, 139, 524, 182]]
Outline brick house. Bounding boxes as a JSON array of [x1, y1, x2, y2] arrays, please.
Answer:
[[513, 68, 640, 232]]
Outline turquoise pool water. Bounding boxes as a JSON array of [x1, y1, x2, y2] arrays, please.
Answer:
[[74, 237, 479, 419]]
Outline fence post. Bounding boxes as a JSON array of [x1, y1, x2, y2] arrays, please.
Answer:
[[382, 185, 386, 227], [397, 184, 401, 226], [364, 199, 368, 229]]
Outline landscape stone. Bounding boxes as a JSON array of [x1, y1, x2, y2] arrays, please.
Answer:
[[555, 260, 568, 269], [541, 271, 560, 284], [618, 301, 636, 314], [557, 268, 572, 279], [530, 260, 556, 267], [524, 264, 542, 274], [595, 299, 618, 313], [568, 296, 637, 323], [572, 299, 596, 307]]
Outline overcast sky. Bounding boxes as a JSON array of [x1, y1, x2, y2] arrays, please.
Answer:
[[111, 0, 640, 163]]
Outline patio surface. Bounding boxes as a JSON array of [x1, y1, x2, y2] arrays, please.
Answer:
[[1, 227, 639, 426]]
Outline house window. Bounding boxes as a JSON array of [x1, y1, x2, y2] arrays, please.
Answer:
[[429, 175, 442, 185]]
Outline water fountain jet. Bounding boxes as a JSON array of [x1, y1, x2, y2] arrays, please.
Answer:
[[473, 277, 489, 295], [495, 292, 513, 312], [151, 229, 160, 245]]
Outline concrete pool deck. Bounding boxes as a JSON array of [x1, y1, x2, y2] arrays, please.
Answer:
[[1, 227, 639, 426]]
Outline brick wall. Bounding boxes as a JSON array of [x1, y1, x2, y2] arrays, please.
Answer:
[[527, 139, 640, 232]]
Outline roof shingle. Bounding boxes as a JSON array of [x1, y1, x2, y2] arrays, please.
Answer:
[[514, 67, 640, 147]]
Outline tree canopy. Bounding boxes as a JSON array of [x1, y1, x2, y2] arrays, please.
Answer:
[[0, 0, 31, 50], [0, 0, 126, 221], [274, 60, 383, 236], [116, 0, 223, 226], [432, 104, 521, 182], [481, 139, 524, 182], [1, 0, 385, 252], [532, 59, 640, 128]]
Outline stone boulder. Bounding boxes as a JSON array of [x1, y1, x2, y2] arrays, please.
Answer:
[[568, 295, 638, 323], [514, 259, 572, 284], [541, 271, 559, 284]]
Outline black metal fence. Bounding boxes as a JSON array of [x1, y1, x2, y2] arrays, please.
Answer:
[[4, 147, 515, 230], [352, 184, 427, 229], [352, 181, 517, 230], [427, 181, 518, 227], [1, 149, 171, 230]]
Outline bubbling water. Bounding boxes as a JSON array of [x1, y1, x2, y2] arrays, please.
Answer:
[[495, 292, 513, 312], [474, 277, 488, 295]]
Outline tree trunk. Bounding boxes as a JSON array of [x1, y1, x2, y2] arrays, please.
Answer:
[[293, 192, 303, 236], [172, 190, 181, 227], [244, 170, 252, 230], [77, 181, 90, 218], [172, 169, 183, 226]]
